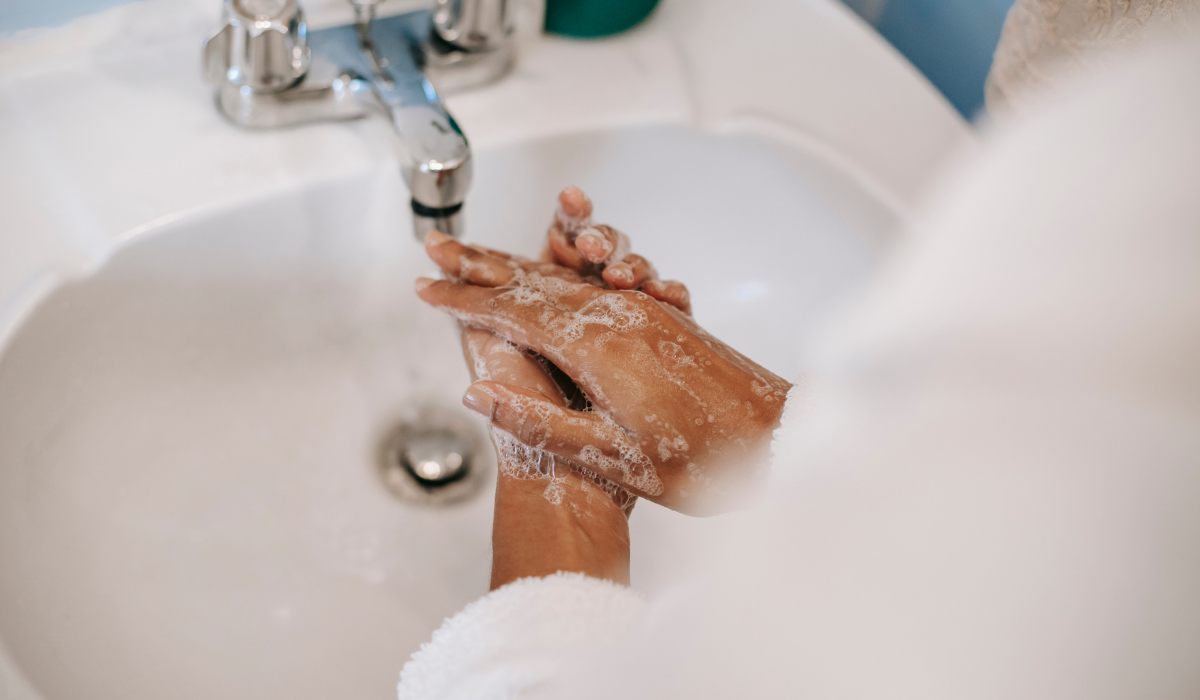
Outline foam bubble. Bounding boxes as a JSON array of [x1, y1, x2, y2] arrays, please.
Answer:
[[579, 411, 666, 496], [458, 253, 499, 285]]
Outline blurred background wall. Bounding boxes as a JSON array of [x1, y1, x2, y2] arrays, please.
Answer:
[[0, 0, 135, 37], [0, 0, 1015, 120], [842, 0, 1016, 119]]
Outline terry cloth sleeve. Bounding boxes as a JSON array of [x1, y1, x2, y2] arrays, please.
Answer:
[[397, 571, 645, 700]]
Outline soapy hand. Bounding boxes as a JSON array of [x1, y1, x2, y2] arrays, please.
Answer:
[[449, 187, 694, 587], [420, 193, 791, 516]]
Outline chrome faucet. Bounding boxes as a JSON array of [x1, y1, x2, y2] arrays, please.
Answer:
[[202, 0, 515, 238]]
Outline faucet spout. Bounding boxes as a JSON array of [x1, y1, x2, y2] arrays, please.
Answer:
[[352, 6, 472, 238], [389, 103, 472, 240]]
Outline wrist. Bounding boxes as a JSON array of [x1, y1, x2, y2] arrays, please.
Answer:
[[490, 465, 631, 590]]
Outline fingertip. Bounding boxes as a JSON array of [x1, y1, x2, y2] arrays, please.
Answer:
[[577, 228, 614, 264], [463, 382, 497, 418], [415, 277, 437, 298], [424, 232, 462, 277], [611, 254, 652, 290], [558, 186, 593, 220], [643, 279, 691, 313], [665, 282, 692, 314], [666, 280, 690, 297], [602, 263, 635, 289]]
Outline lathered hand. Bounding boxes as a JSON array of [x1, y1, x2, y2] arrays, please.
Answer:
[[445, 187, 694, 586], [419, 209, 791, 516]]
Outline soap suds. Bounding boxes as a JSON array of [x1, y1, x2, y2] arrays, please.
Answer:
[[480, 382, 665, 499], [466, 327, 642, 509]]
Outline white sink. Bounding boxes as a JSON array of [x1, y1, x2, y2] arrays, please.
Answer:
[[0, 124, 894, 699], [0, 0, 972, 696]]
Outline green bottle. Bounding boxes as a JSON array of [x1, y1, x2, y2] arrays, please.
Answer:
[[544, 0, 662, 38]]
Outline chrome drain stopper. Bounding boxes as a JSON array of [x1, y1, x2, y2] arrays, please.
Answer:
[[401, 427, 470, 484], [379, 411, 487, 506]]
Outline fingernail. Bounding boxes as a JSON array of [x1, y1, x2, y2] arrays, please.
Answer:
[[462, 384, 496, 418], [577, 228, 613, 263], [425, 230, 451, 247], [414, 277, 436, 293], [607, 264, 633, 286], [559, 186, 585, 214]]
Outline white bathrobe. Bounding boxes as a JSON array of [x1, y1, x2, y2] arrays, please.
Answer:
[[398, 34, 1200, 700]]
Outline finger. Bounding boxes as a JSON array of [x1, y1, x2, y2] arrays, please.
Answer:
[[463, 381, 666, 499], [642, 279, 691, 315], [602, 254, 655, 290], [558, 186, 593, 221], [555, 186, 593, 234], [429, 231, 586, 287], [460, 326, 567, 406], [576, 225, 625, 265], [416, 277, 595, 357], [426, 231, 517, 287], [547, 224, 589, 271]]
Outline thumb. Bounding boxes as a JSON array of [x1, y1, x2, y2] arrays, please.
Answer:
[[462, 381, 666, 498]]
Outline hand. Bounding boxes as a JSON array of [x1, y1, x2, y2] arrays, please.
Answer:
[[419, 203, 791, 516], [442, 187, 691, 587]]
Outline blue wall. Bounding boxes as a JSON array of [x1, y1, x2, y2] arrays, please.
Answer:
[[0, 0, 137, 37], [844, 0, 1016, 119]]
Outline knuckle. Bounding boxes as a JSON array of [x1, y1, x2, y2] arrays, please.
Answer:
[[514, 416, 551, 448]]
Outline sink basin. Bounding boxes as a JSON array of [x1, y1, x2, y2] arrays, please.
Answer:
[[0, 124, 895, 699]]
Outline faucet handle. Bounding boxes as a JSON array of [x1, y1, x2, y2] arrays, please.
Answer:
[[433, 0, 514, 53], [203, 0, 310, 92]]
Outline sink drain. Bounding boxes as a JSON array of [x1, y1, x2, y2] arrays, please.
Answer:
[[379, 409, 489, 506]]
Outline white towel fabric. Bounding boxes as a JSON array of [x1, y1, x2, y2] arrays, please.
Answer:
[[399, 35, 1200, 700], [396, 384, 815, 700], [397, 572, 645, 700], [986, 0, 1199, 114]]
